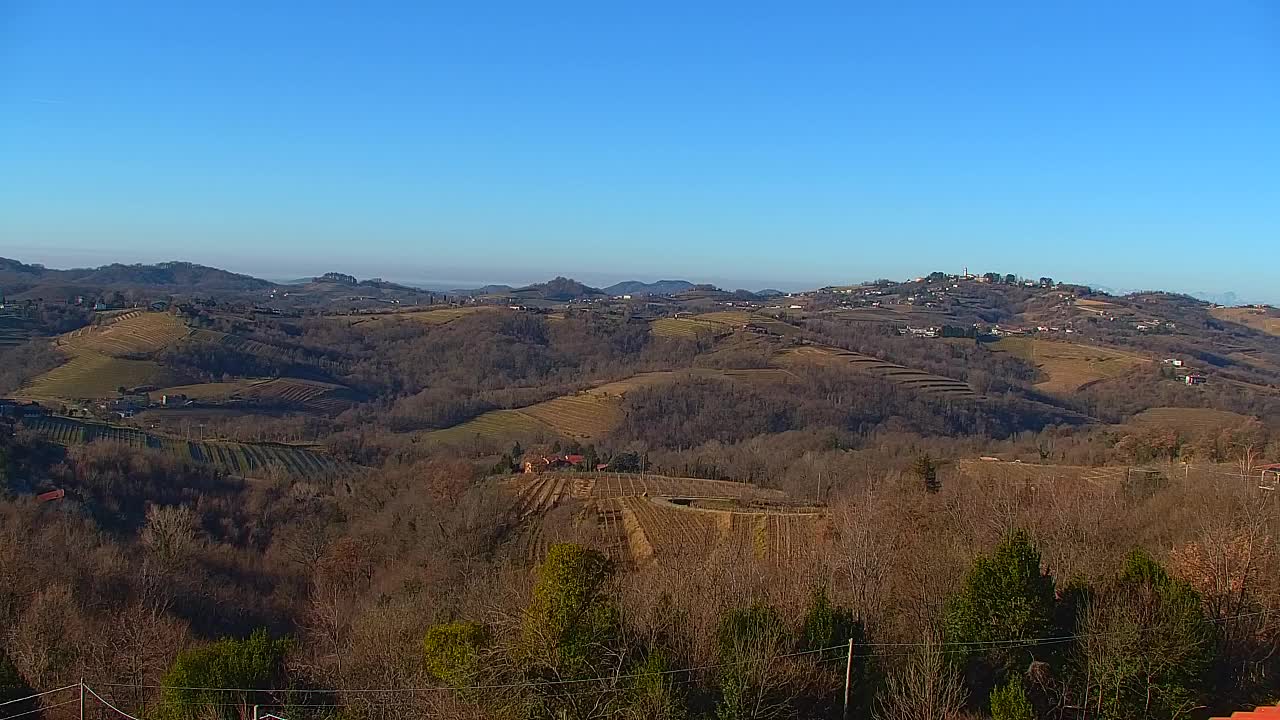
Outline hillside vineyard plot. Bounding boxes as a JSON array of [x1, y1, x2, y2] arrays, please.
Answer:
[[59, 312, 190, 357], [778, 345, 978, 399], [20, 416, 341, 478], [21, 353, 185, 400]]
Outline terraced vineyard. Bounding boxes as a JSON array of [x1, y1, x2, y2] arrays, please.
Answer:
[[20, 353, 186, 400], [503, 471, 814, 564], [243, 378, 354, 413], [650, 317, 730, 339], [333, 306, 498, 328], [0, 312, 38, 347], [990, 338, 1149, 394], [956, 459, 1127, 488], [778, 345, 978, 400], [581, 473, 784, 501], [59, 312, 190, 357], [1130, 407, 1256, 433], [20, 416, 341, 478], [520, 394, 623, 438], [424, 408, 555, 446], [187, 329, 349, 374]]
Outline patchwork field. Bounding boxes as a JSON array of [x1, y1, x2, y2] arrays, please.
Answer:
[[990, 338, 1149, 394], [20, 416, 341, 478], [777, 345, 978, 400], [19, 353, 187, 401], [58, 312, 190, 357], [1211, 307, 1280, 337], [1130, 407, 1256, 433]]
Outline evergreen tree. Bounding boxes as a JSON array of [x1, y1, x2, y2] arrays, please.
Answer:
[[945, 530, 1056, 698], [423, 621, 491, 688], [161, 628, 292, 720], [913, 454, 940, 493], [989, 677, 1035, 720]]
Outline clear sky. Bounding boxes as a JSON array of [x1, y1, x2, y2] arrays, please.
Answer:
[[2, 1, 1278, 298]]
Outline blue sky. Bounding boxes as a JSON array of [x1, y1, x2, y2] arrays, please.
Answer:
[[2, 1, 1278, 298]]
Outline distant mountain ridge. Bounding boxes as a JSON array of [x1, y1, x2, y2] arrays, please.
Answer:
[[511, 277, 605, 301], [0, 257, 274, 296], [603, 280, 696, 296]]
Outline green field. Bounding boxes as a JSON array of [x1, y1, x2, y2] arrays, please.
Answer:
[[20, 416, 341, 478]]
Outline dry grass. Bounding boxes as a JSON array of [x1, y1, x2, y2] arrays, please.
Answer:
[[991, 337, 1149, 394], [1211, 307, 1280, 337], [1130, 407, 1256, 433], [20, 352, 186, 401], [695, 310, 754, 325]]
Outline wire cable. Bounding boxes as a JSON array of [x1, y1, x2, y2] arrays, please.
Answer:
[[0, 698, 78, 720], [0, 685, 80, 708], [88, 607, 1277, 697]]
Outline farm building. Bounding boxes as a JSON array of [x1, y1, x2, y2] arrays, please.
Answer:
[[522, 454, 586, 474], [1184, 374, 1207, 386]]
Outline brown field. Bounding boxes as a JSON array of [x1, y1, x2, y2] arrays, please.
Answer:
[[694, 310, 754, 325], [777, 345, 978, 399], [990, 337, 1149, 394], [1074, 298, 1118, 313], [1211, 307, 1280, 337], [1130, 407, 1256, 433], [58, 312, 190, 357]]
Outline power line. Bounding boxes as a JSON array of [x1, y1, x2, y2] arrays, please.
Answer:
[[83, 684, 142, 720], [0, 698, 78, 720], [0, 685, 79, 707], [74, 606, 1277, 712]]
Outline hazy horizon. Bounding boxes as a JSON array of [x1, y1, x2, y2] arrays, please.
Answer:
[[4, 1, 1277, 302]]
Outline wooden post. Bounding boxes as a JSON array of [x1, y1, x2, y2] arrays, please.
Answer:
[[843, 637, 854, 718]]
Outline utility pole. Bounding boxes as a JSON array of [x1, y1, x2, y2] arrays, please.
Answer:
[[843, 637, 854, 719], [79, 679, 85, 720]]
